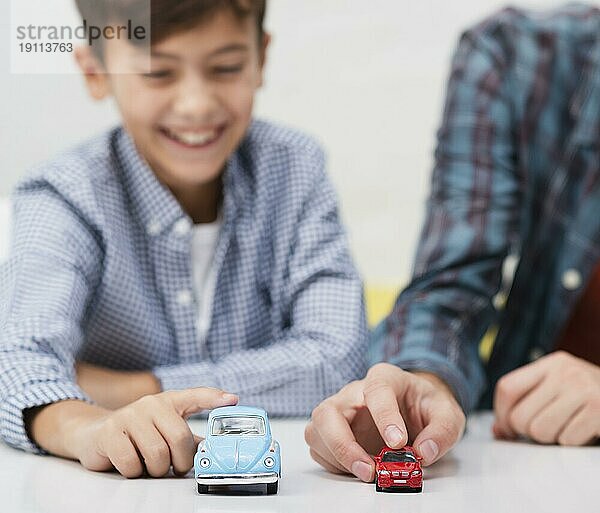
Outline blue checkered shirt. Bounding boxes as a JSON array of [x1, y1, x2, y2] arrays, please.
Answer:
[[0, 120, 367, 452], [370, 4, 600, 412]]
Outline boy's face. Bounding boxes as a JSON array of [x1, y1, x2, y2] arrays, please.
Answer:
[[76, 9, 268, 190]]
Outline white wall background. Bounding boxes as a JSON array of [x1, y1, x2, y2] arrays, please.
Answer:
[[0, 0, 566, 283]]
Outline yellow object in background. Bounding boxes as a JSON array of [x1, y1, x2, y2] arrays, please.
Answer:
[[479, 326, 497, 362], [364, 285, 400, 328]]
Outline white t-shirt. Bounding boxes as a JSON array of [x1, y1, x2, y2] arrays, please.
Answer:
[[191, 218, 222, 345]]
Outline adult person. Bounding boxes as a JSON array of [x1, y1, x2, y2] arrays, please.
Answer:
[[305, 4, 600, 483]]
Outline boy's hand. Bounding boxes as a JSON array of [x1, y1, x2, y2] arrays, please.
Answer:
[[68, 388, 238, 477], [76, 362, 161, 409], [493, 351, 600, 445], [304, 363, 465, 482]]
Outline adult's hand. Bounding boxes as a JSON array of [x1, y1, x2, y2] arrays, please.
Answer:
[[304, 363, 465, 482], [493, 351, 600, 445]]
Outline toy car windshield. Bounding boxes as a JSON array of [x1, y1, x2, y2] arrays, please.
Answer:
[[211, 416, 266, 436], [382, 451, 417, 463]]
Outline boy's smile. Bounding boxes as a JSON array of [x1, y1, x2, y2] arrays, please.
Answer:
[[159, 125, 225, 149], [75, 8, 269, 221]]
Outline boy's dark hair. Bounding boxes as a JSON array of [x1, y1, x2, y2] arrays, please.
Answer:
[[74, 0, 267, 60]]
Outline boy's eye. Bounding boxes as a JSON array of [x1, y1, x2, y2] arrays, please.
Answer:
[[213, 64, 244, 75]]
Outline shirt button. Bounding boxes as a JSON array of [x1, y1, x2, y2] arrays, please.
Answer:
[[174, 218, 191, 236], [176, 289, 193, 306], [492, 292, 507, 310], [147, 220, 161, 236], [561, 269, 582, 291]]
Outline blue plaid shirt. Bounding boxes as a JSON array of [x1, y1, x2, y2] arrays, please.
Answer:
[[0, 120, 367, 452], [371, 4, 600, 412]]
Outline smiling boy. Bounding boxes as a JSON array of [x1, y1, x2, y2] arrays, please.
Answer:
[[0, 0, 367, 478]]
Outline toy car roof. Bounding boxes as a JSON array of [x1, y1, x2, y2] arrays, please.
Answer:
[[208, 405, 268, 419]]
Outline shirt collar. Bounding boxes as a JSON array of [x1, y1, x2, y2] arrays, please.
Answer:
[[113, 127, 251, 236]]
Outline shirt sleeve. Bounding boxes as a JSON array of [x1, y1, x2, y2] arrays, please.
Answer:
[[154, 148, 368, 416], [370, 27, 522, 413], [0, 181, 101, 452]]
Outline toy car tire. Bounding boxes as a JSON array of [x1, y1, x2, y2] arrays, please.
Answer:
[[197, 484, 210, 494], [375, 484, 383, 492], [266, 481, 278, 495], [413, 486, 422, 493]]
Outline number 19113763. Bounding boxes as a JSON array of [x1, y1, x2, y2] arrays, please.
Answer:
[[19, 42, 73, 53]]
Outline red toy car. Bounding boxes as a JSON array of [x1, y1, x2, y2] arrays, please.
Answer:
[[374, 446, 423, 493]]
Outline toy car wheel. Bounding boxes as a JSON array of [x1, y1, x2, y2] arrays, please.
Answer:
[[375, 484, 383, 492], [197, 484, 209, 494], [413, 486, 422, 493], [266, 481, 278, 495]]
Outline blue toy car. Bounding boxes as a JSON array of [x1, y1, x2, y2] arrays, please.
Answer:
[[194, 406, 281, 494]]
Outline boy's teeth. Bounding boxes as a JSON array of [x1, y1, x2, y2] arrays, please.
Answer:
[[168, 129, 218, 145]]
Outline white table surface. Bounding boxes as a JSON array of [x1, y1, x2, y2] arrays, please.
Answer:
[[2, 412, 598, 513]]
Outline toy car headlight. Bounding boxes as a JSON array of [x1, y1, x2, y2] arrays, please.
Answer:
[[412, 470, 421, 475], [199, 458, 211, 468], [378, 470, 390, 476], [264, 457, 275, 468]]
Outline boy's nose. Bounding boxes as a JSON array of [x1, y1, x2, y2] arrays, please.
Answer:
[[172, 76, 218, 121]]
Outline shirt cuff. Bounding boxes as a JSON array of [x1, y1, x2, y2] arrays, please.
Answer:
[[385, 351, 475, 413], [0, 381, 91, 454]]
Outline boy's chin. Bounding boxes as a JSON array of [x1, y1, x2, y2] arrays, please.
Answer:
[[145, 151, 226, 186], [158, 164, 225, 187]]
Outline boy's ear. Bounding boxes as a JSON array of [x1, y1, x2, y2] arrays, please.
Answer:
[[257, 32, 271, 88], [74, 45, 111, 100]]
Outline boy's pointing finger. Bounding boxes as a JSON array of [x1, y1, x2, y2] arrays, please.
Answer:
[[165, 388, 239, 418]]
